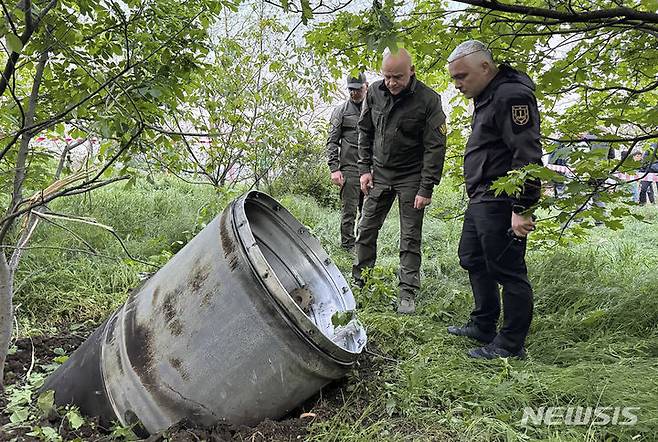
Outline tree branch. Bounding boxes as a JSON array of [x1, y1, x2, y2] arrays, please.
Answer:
[[454, 0, 658, 24], [0, 0, 56, 98], [0, 0, 18, 36], [10, 44, 49, 214], [0, 6, 206, 158]]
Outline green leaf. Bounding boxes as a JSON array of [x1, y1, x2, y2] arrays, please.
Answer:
[[300, 0, 312, 25], [148, 87, 162, 98], [40, 426, 62, 442], [10, 407, 30, 424], [66, 408, 85, 430], [123, 175, 137, 189], [37, 390, 56, 417], [581, 309, 606, 327], [54, 355, 69, 364], [331, 310, 354, 327], [385, 398, 397, 416], [6, 33, 23, 53]]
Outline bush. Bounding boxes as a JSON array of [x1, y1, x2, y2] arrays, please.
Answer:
[[270, 151, 340, 209]]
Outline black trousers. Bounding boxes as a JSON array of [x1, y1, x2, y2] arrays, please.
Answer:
[[458, 201, 534, 352], [639, 181, 655, 204]]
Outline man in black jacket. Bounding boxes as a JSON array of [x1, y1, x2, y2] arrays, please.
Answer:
[[354, 48, 447, 314], [447, 40, 542, 359]]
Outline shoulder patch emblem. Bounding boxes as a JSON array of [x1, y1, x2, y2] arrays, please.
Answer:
[[439, 123, 447, 135], [512, 105, 529, 126]]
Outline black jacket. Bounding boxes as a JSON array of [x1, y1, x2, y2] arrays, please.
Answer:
[[464, 65, 542, 210], [358, 76, 446, 198]]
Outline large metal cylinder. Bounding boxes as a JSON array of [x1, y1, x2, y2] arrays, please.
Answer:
[[42, 191, 366, 436]]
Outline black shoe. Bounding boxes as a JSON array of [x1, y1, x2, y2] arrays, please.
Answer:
[[447, 323, 495, 343], [467, 343, 526, 360], [353, 278, 364, 289]]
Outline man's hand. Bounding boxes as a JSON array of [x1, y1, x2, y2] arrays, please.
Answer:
[[511, 212, 535, 237], [360, 173, 374, 195], [414, 195, 431, 209], [330, 171, 344, 187]]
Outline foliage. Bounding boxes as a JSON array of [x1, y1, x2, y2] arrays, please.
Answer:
[[147, 3, 326, 191], [304, 0, 658, 237], [269, 143, 341, 209]]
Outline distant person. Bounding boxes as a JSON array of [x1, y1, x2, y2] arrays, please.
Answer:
[[326, 72, 368, 251], [353, 47, 447, 314], [446, 40, 542, 359], [621, 150, 639, 202], [637, 150, 656, 205], [546, 141, 570, 198]]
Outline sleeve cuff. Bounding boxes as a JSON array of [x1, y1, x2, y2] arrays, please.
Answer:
[[417, 186, 433, 198]]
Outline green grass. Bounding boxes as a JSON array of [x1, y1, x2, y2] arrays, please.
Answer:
[[9, 177, 658, 441], [12, 178, 241, 330]]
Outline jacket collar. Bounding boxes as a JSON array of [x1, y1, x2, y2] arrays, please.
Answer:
[[474, 69, 504, 110], [474, 64, 535, 110]]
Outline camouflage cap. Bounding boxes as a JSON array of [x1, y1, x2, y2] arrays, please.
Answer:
[[346, 72, 366, 89]]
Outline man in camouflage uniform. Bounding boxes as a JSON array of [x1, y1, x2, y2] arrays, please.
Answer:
[[353, 48, 447, 314], [326, 73, 368, 251]]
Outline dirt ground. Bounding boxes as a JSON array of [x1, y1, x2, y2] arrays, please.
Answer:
[[1, 328, 378, 441]]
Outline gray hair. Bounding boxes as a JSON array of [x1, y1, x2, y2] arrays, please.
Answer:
[[448, 40, 493, 64]]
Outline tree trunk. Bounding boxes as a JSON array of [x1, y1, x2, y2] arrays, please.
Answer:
[[0, 252, 13, 391], [0, 43, 49, 391]]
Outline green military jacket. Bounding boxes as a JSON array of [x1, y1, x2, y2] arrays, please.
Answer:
[[326, 100, 362, 175], [358, 76, 447, 198]]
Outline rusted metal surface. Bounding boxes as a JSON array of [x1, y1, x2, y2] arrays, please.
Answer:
[[42, 191, 366, 436]]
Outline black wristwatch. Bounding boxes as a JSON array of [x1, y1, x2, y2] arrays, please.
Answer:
[[512, 204, 527, 215]]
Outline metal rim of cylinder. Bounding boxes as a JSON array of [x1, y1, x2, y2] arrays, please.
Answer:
[[231, 191, 360, 365]]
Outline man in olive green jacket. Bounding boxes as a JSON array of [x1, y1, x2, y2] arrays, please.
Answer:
[[354, 48, 447, 314], [326, 73, 368, 251]]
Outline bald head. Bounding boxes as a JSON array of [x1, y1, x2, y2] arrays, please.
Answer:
[[447, 40, 498, 99], [383, 47, 412, 67], [381, 47, 415, 96]]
